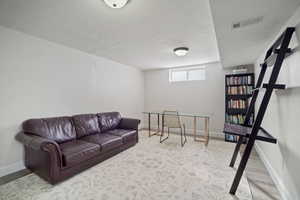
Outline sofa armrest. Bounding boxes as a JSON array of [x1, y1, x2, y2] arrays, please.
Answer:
[[16, 132, 62, 168], [119, 118, 141, 130]]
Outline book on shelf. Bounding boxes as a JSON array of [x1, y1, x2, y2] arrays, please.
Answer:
[[227, 99, 248, 109], [227, 86, 253, 95], [225, 134, 238, 142], [225, 114, 254, 125], [226, 75, 252, 85]]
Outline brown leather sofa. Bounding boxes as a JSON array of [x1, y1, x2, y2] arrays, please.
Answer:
[[17, 112, 140, 184]]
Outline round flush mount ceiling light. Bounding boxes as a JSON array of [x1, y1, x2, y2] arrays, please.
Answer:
[[103, 0, 129, 8], [174, 47, 189, 57]]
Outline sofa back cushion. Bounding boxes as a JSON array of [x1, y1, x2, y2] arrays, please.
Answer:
[[22, 117, 76, 143], [97, 112, 121, 132], [72, 114, 100, 138]]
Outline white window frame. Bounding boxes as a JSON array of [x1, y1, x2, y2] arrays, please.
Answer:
[[169, 66, 206, 82]]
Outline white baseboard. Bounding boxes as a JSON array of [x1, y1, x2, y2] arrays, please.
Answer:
[[185, 128, 223, 138], [254, 144, 291, 200], [0, 161, 25, 178]]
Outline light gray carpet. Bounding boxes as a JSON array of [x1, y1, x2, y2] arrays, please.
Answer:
[[0, 132, 252, 200]]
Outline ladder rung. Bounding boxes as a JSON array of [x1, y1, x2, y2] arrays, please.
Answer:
[[259, 127, 277, 144], [223, 123, 277, 144], [273, 48, 292, 54], [270, 27, 295, 52], [262, 83, 286, 90], [261, 48, 293, 67], [252, 84, 286, 91]]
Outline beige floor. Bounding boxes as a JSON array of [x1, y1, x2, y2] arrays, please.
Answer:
[[144, 130, 281, 200], [0, 131, 281, 200], [1, 131, 253, 200], [244, 148, 281, 200]]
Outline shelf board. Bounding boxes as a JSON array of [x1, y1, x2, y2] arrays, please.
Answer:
[[226, 109, 249, 115], [225, 73, 254, 77], [252, 83, 286, 91], [223, 123, 277, 143], [226, 94, 252, 99], [224, 136, 247, 144], [225, 138, 238, 143], [226, 84, 254, 87]]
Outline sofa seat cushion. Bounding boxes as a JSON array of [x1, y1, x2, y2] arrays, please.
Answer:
[[60, 140, 100, 167], [81, 133, 123, 152], [106, 129, 137, 143]]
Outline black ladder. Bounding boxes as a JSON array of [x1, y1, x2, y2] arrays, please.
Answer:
[[223, 27, 295, 195]]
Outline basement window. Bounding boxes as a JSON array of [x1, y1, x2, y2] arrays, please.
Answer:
[[169, 66, 206, 82]]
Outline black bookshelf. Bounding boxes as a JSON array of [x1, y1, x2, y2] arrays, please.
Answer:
[[225, 73, 255, 143]]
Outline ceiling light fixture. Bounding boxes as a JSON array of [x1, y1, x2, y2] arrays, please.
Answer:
[[174, 47, 189, 57], [103, 0, 129, 8]]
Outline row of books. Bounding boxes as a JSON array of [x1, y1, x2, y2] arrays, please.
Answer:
[[227, 86, 253, 95], [227, 99, 247, 109], [225, 114, 254, 125], [225, 113, 254, 143], [225, 134, 239, 142], [226, 75, 252, 86], [225, 114, 245, 124]]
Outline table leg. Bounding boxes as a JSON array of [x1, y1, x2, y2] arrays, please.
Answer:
[[157, 113, 161, 136], [193, 116, 197, 141], [205, 117, 209, 146], [149, 113, 161, 137], [148, 113, 151, 137], [193, 117, 209, 144], [160, 114, 167, 143], [162, 114, 164, 135]]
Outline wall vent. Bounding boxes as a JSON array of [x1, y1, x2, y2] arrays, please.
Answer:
[[232, 16, 264, 29]]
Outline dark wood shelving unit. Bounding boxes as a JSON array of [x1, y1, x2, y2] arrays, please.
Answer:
[[225, 73, 255, 143], [224, 27, 295, 195]]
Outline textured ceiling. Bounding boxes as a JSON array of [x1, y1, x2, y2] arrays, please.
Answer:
[[0, 0, 299, 70], [0, 0, 220, 70], [210, 0, 300, 68]]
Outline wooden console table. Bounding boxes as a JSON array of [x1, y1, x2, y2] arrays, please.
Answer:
[[143, 112, 210, 146]]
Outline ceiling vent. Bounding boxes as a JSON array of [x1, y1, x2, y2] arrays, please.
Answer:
[[232, 16, 264, 29]]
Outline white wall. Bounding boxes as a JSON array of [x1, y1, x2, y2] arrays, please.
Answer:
[[254, 7, 300, 200], [0, 26, 144, 177], [144, 62, 227, 135]]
